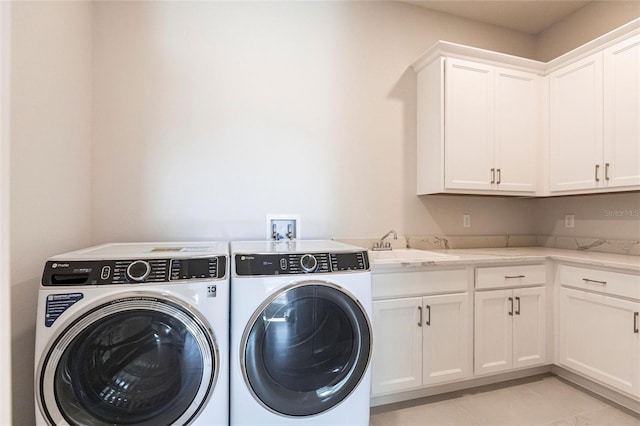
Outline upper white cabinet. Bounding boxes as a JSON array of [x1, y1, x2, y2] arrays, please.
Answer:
[[415, 55, 539, 195], [549, 34, 640, 193], [413, 21, 640, 197]]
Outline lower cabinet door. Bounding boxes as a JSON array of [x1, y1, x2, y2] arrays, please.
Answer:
[[475, 290, 513, 375], [423, 293, 471, 385], [513, 287, 546, 369], [371, 297, 423, 395], [559, 287, 640, 398]]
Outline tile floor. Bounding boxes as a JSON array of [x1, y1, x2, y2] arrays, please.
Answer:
[[370, 375, 640, 426]]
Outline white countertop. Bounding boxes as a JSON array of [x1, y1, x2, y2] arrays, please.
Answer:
[[370, 247, 640, 273]]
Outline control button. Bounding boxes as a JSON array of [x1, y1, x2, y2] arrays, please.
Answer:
[[300, 254, 317, 272], [100, 266, 111, 280], [280, 258, 287, 270], [126, 260, 151, 282]]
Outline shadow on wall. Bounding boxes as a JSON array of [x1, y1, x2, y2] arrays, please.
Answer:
[[10, 277, 39, 424], [387, 66, 420, 235]]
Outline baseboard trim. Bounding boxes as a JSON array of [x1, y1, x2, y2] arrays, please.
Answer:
[[370, 365, 552, 408]]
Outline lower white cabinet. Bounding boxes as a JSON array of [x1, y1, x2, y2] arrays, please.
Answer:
[[475, 287, 546, 375], [558, 286, 640, 398], [371, 293, 471, 395]]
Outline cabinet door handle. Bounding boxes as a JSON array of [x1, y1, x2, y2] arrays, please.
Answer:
[[595, 164, 600, 182], [634, 312, 639, 334], [418, 306, 422, 327], [497, 168, 501, 184], [583, 278, 607, 285], [515, 296, 521, 315], [508, 297, 514, 316], [505, 275, 525, 279], [605, 163, 610, 181], [491, 168, 495, 184], [426, 305, 431, 326]]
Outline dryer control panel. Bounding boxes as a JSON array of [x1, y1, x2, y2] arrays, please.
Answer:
[[235, 251, 369, 276], [42, 256, 227, 286]]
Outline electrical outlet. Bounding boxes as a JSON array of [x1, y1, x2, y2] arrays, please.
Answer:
[[564, 214, 575, 228], [463, 214, 471, 228]]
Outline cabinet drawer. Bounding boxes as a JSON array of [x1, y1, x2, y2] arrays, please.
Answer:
[[475, 264, 545, 289], [373, 269, 468, 299], [558, 264, 640, 300]]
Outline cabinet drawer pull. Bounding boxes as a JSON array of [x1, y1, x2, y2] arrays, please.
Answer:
[[505, 275, 525, 279], [497, 168, 501, 184], [595, 164, 600, 182], [426, 305, 431, 326], [508, 297, 514, 316], [605, 163, 610, 181], [418, 306, 422, 327], [515, 296, 521, 315], [491, 168, 496, 184], [634, 312, 639, 334], [583, 278, 607, 285]]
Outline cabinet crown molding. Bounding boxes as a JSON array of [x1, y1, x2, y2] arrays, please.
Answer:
[[412, 18, 640, 76]]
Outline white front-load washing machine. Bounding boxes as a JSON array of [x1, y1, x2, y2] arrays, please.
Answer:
[[35, 242, 229, 426], [230, 240, 373, 426]]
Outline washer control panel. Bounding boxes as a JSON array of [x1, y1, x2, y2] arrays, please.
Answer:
[[42, 256, 227, 286], [235, 251, 369, 276]]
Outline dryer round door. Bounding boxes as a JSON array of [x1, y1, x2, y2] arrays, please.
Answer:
[[37, 294, 218, 426], [241, 282, 372, 417]]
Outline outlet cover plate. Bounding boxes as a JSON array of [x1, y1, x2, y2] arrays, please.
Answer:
[[564, 214, 575, 228]]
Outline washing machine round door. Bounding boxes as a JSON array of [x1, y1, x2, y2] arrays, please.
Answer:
[[242, 282, 372, 417], [37, 295, 218, 426]]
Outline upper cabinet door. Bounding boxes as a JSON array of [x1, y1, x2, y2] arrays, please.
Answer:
[[494, 67, 538, 192], [549, 52, 604, 192], [444, 58, 494, 190], [603, 34, 640, 189]]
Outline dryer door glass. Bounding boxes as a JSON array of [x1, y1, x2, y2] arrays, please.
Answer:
[[243, 283, 371, 417], [38, 296, 216, 426]]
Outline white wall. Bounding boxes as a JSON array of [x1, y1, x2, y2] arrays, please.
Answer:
[[91, 1, 538, 244], [535, 193, 640, 240], [535, 0, 640, 61], [10, 2, 93, 424], [0, 2, 12, 424]]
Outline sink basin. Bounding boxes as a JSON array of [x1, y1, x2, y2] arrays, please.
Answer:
[[368, 248, 458, 263]]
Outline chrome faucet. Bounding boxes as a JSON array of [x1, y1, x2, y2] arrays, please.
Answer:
[[372, 230, 397, 251]]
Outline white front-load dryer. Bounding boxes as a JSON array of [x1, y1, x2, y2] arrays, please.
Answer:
[[34, 242, 229, 426], [230, 240, 373, 426]]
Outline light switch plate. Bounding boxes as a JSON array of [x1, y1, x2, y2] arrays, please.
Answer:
[[463, 214, 471, 228]]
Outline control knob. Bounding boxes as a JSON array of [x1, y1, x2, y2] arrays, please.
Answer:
[[300, 254, 317, 272], [126, 260, 151, 282]]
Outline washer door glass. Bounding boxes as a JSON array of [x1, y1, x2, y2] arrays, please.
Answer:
[[243, 283, 371, 417], [39, 296, 216, 426]]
